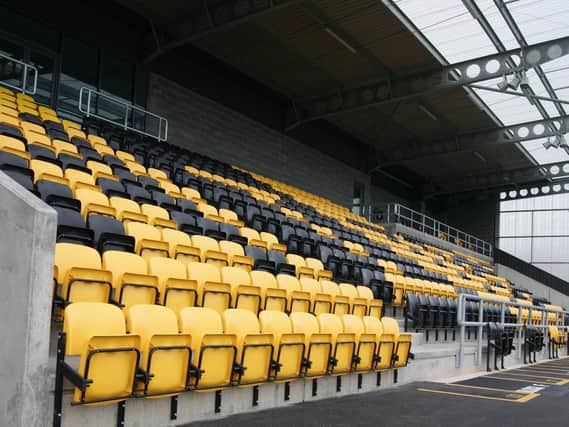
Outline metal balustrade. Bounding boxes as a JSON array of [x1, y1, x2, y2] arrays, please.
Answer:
[[374, 203, 493, 257], [78, 87, 168, 141], [455, 293, 568, 368], [0, 51, 38, 94]]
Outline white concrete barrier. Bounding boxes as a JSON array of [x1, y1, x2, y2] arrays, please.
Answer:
[[0, 171, 57, 427]]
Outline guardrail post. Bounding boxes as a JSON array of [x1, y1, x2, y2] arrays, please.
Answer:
[[476, 301, 484, 366], [456, 294, 465, 368]]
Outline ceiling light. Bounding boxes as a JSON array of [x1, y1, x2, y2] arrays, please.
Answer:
[[519, 71, 530, 91], [543, 135, 563, 150], [497, 75, 509, 91], [324, 28, 357, 54], [473, 151, 487, 162], [418, 104, 438, 121], [508, 73, 522, 90]]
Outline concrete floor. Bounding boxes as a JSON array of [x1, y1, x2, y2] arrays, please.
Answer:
[[186, 358, 569, 427]]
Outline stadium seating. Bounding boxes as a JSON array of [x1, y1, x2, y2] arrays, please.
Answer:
[[2, 85, 561, 418]]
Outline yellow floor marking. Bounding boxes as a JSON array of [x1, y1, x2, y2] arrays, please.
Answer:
[[450, 383, 526, 392], [485, 376, 567, 385], [417, 388, 539, 403], [519, 368, 569, 375], [524, 365, 569, 370], [490, 371, 569, 382]]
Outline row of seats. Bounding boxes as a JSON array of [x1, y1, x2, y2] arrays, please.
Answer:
[[61, 303, 411, 405], [54, 243, 382, 317]]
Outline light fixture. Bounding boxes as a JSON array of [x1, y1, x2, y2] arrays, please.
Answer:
[[508, 73, 522, 90], [324, 28, 357, 54], [519, 71, 530, 91], [418, 104, 438, 121], [543, 134, 564, 149], [473, 151, 487, 162], [497, 75, 509, 91]]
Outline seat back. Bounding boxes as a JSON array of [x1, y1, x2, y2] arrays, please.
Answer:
[[221, 266, 259, 313], [259, 311, 304, 381], [54, 242, 112, 303], [223, 309, 272, 385], [318, 313, 355, 374], [64, 303, 140, 404], [187, 262, 230, 313], [149, 257, 197, 312], [178, 307, 235, 390], [126, 305, 191, 396], [102, 251, 157, 308], [342, 315, 376, 371]]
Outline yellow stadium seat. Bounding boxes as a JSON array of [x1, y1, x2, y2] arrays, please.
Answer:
[[141, 204, 176, 229], [75, 188, 115, 218], [125, 305, 192, 397], [30, 158, 63, 183], [299, 277, 332, 315], [148, 257, 198, 314], [178, 307, 236, 390], [339, 283, 368, 317], [125, 222, 169, 261], [54, 243, 112, 304], [317, 313, 355, 375], [62, 303, 140, 405], [222, 309, 273, 386], [341, 315, 378, 372], [320, 280, 350, 315], [161, 228, 201, 264], [110, 197, 148, 223], [102, 251, 159, 309], [191, 235, 228, 266], [250, 270, 287, 312], [277, 274, 311, 313], [219, 240, 253, 270], [259, 311, 304, 382], [186, 262, 230, 313], [221, 266, 261, 314], [290, 312, 331, 378]]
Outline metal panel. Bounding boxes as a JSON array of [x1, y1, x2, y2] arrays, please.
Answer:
[[287, 35, 569, 128], [378, 115, 569, 166]]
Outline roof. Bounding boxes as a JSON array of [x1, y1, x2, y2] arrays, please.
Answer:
[[114, 0, 541, 195]]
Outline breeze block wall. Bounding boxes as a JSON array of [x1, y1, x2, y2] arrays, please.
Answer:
[[147, 73, 378, 208]]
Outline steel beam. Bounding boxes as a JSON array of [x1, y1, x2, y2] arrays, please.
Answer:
[[377, 114, 569, 166], [495, 0, 566, 117], [144, 0, 303, 64], [286, 34, 569, 127], [432, 159, 569, 194], [499, 177, 569, 201]]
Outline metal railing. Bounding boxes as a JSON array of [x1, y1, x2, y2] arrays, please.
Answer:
[[78, 87, 168, 141], [455, 293, 568, 368], [0, 51, 38, 94], [378, 203, 493, 257]]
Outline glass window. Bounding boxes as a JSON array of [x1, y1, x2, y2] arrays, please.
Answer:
[[29, 50, 55, 106], [58, 38, 98, 114], [101, 54, 133, 101], [499, 197, 569, 281], [0, 37, 25, 92]]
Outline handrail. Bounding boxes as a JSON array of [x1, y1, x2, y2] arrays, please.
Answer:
[[379, 203, 493, 257], [0, 52, 38, 94], [455, 292, 568, 368], [78, 87, 168, 141]]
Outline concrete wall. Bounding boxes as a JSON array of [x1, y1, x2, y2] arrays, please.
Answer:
[[147, 74, 403, 209], [383, 223, 493, 263], [439, 193, 499, 247], [496, 264, 569, 308], [0, 171, 57, 427], [58, 330, 557, 426]]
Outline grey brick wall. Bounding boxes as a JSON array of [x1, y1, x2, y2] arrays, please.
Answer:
[[148, 73, 395, 208]]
